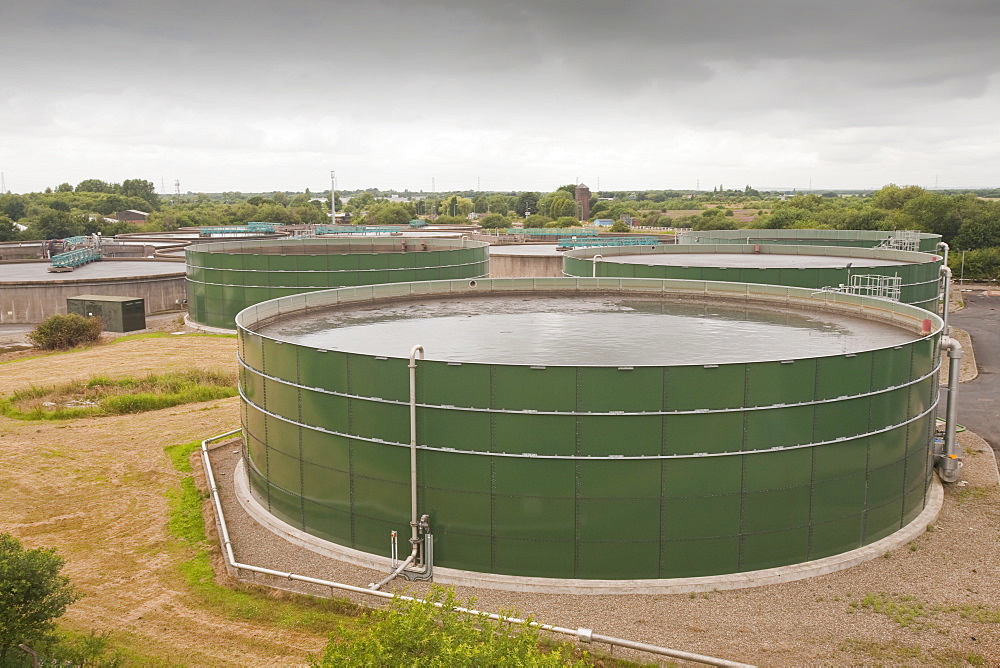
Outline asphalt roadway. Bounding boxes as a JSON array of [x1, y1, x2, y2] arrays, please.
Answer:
[[947, 289, 999, 455]]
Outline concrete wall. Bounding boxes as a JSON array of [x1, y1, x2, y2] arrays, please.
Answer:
[[0, 271, 187, 324], [488, 254, 564, 278]]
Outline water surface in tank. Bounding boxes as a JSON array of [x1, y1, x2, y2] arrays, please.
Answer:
[[258, 295, 914, 365]]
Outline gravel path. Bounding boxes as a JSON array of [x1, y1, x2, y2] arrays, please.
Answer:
[[205, 428, 999, 667]]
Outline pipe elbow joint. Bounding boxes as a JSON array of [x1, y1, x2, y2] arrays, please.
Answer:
[[936, 455, 963, 483]]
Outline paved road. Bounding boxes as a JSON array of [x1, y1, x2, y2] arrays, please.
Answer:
[[947, 289, 999, 454]]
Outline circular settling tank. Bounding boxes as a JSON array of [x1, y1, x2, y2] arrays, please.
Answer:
[[186, 237, 489, 328], [677, 228, 942, 251], [563, 244, 942, 311], [0, 260, 186, 324], [237, 279, 942, 583]]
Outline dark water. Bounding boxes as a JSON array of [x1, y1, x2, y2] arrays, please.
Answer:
[[258, 295, 914, 365]]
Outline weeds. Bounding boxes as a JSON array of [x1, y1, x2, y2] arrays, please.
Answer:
[[850, 593, 935, 628], [0, 370, 238, 420], [851, 593, 1000, 630]]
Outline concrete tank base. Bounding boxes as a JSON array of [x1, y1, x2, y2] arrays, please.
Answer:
[[234, 456, 943, 595]]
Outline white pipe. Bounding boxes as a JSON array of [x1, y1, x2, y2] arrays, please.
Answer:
[[937, 336, 964, 483], [937, 241, 949, 269], [199, 430, 753, 667], [592, 254, 603, 278], [369, 344, 428, 589], [940, 266, 952, 336], [409, 345, 424, 540]]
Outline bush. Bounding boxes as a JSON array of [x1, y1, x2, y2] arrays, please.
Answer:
[[27, 314, 103, 350], [313, 586, 585, 666], [608, 221, 631, 233], [0, 533, 81, 663]]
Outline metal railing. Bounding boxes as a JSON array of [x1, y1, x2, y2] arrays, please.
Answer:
[[49, 246, 102, 269], [557, 237, 661, 249], [504, 228, 599, 236], [197, 222, 279, 235]]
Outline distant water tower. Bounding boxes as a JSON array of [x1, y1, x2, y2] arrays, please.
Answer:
[[574, 183, 591, 220]]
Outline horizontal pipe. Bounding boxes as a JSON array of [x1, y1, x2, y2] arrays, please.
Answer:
[[199, 430, 755, 667]]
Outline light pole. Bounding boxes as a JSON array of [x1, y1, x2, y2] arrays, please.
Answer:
[[330, 171, 337, 224]]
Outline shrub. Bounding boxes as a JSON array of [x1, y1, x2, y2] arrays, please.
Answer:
[[0, 533, 81, 662], [27, 314, 103, 350], [313, 586, 585, 666], [608, 221, 631, 233]]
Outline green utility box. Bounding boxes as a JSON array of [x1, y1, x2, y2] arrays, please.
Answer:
[[67, 295, 146, 332]]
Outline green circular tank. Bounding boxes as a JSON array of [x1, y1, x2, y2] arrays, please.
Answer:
[[677, 228, 942, 251], [563, 244, 942, 312], [186, 237, 489, 328], [236, 278, 941, 581]]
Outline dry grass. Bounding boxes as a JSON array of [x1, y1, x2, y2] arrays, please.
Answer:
[[0, 335, 332, 666]]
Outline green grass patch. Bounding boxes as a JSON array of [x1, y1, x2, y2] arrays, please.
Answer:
[[163, 440, 359, 635], [0, 369, 238, 420], [850, 593, 936, 628]]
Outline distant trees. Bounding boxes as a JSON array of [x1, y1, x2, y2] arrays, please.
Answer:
[[0, 195, 27, 221], [538, 191, 578, 219], [30, 211, 85, 239], [485, 194, 514, 215], [514, 192, 539, 217], [0, 216, 18, 242], [479, 213, 509, 229], [74, 178, 160, 211], [362, 201, 416, 226]]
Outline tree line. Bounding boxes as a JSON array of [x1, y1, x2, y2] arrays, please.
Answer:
[[2, 180, 998, 279]]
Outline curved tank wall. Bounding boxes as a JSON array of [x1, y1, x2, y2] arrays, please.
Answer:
[[186, 237, 489, 328], [236, 278, 942, 581], [563, 244, 942, 312], [677, 228, 942, 251]]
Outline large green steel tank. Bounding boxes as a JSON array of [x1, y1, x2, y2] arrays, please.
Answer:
[[677, 228, 942, 251], [186, 236, 489, 328], [563, 244, 942, 312], [236, 278, 941, 582]]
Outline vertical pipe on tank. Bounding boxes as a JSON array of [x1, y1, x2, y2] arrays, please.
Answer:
[[409, 344, 424, 537], [937, 241, 949, 269], [368, 344, 426, 590], [937, 336, 963, 483], [592, 254, 603, 278], [940, 266, 952, 336]]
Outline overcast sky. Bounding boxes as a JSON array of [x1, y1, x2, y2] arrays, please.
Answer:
[[2, 1, 999, 194]]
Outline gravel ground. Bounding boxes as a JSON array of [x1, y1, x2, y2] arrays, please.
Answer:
[[204, 428, 1000, 667]]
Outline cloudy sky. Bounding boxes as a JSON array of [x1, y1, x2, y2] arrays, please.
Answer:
[[2, 1, 999, 194]]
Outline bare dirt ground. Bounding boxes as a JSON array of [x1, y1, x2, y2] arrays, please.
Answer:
[[0, 335, 331, 666], [0, 331, 997, 666]]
